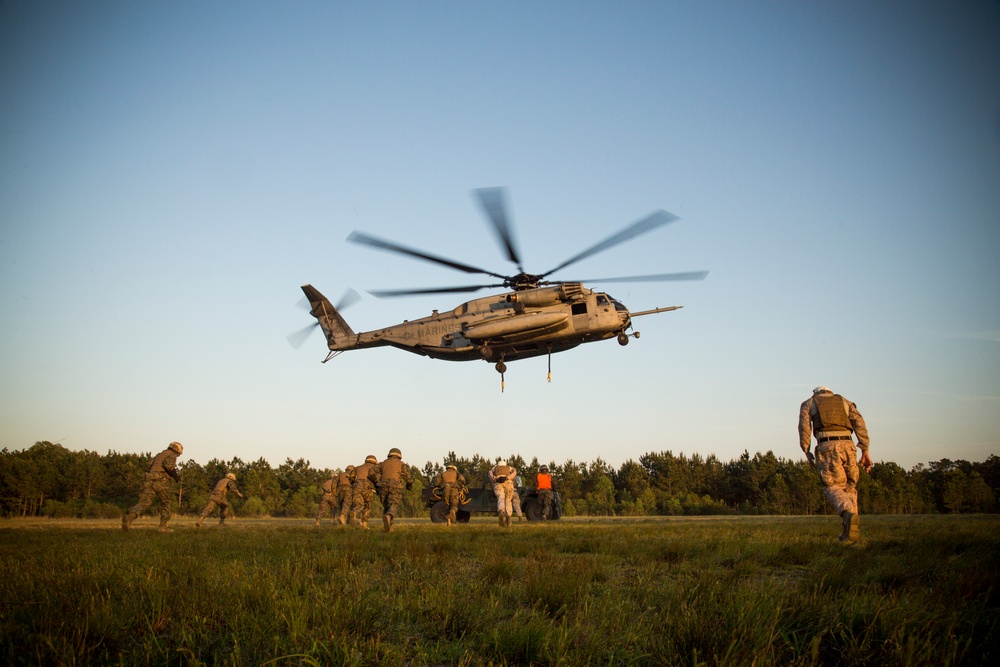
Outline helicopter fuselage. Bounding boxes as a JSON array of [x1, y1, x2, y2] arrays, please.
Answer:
[[315, 283, 632, 364]]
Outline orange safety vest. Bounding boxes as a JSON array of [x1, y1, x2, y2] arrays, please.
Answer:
[[537, 473, 552, 490]]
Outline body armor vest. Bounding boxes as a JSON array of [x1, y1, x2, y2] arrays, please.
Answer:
[[494, 465, 512, 478], [213, 478, 231, 495], [354, 462, 377, 484], [813, 394, 853, 432], [537, 473, 553, 490], [381, 457, 403, 481], [441, 469, 458, 484], [149, 450, 176, 474], [322, 478, 335, 494], [337, 471, 353, 487]]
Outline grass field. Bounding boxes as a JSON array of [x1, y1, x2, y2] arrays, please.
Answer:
[[1, 514, 997, 666]]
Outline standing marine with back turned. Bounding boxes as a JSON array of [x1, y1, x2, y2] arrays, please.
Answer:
[[535, 464, 557, 520], [488, 459, 517, 528], [799, 386, 872, 543]]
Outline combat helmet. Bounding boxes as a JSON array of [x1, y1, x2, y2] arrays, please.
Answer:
[[226, 472, 236, 481], [365, 454, 378, 465], [388, 447, 402, 459], [346, 464, 355, 473], [168, 441, 184, 455], [540, 465, 549, 473], [446, 464, 457, 470]]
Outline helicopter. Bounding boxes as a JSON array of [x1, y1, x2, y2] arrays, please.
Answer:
[[294, 188, 708, 388]]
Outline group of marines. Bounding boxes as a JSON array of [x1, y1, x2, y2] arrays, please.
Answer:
[[316, 447, 413, 532], [121, 441, 246, 533], [121, 385, 870, 543]]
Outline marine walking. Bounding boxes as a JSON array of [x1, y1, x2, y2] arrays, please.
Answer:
[[799, 386, 872, 543]]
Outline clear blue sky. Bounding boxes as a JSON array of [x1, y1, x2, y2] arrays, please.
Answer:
[[2, 1, 998, 472]]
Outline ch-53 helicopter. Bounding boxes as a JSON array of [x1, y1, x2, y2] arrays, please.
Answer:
[[293, 188, 707, 389]]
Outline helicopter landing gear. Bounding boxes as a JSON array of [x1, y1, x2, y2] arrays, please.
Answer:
[[618, 331, 640, 346]]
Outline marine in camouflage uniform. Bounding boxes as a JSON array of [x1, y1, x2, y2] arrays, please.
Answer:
[[489, 460, 517, 528], [335, 466, 355, 525], [350, 455, 381, 529], [197, 473, 243, 527], [316, 466, 355, 527], [122, 441, 183, 533], [433, 464, 466, 526], [510, 473, 524, 521], [799, 386, 872, 543], [378, 448, 413, 532]]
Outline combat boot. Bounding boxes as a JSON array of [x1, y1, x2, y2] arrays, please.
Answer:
[[196, 516, 204, 528], [498, 511, 506, 527], [315, 517, 321, 528], [219, 517, 226, 527], [337, 514, 346, 526], [121, 512, 137, 532], [839, 511, 860, 543], [382, 514, 392, 533], [157, 520, 173, 533]]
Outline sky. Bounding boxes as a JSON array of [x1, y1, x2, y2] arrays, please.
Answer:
[[2, 1, 998, 473]]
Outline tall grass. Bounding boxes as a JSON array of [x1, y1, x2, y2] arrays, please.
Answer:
[[1, 515, 996, 665]]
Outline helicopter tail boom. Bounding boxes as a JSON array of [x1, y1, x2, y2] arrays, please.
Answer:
[[300, 284, 356, 349]]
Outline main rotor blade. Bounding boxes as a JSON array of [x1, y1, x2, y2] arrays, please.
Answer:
[[473, 187, 523, 272], [347, 231, 505, 279], [568, 270, 709, 284], [541, 210, 680, 278], [368, 283, 503, 298]]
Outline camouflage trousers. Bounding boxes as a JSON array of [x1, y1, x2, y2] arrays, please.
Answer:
[[129, 475, 172, 522], [816, 439, 860, 515], [538, 488, 553, 518], [316, 493, 338, 521], [337, 486, 353, 520], [493, 481, 515, 516], [199, 493, 230, 520], [442, 484, 461, 519], [351, 480, 375, 525], [379, 479, 404, 518]]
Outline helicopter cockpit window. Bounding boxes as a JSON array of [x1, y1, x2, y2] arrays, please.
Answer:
[[596, 295, 610, 307], [612, 299, 627, 312], [571, 302, 587, 315]]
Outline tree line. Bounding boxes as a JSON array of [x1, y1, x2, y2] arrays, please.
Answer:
[[1, 441, 996, 519]]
